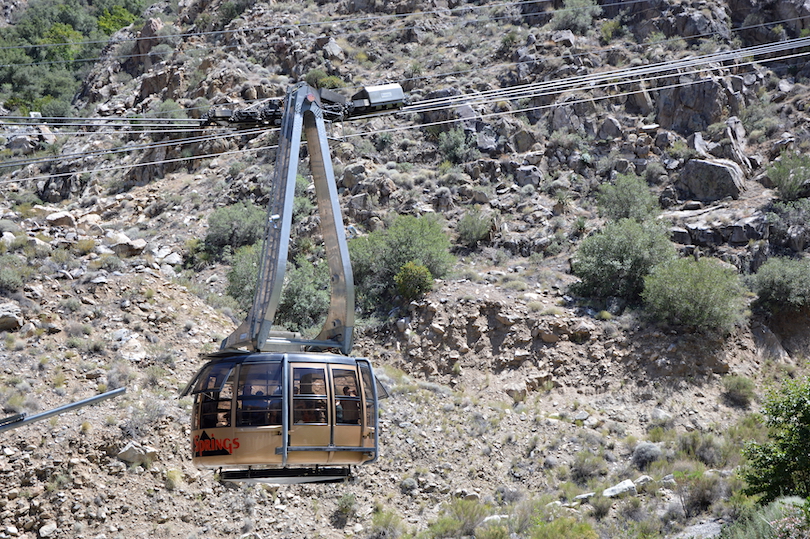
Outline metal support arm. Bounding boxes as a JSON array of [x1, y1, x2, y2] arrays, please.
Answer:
[[220, 84, 354, 355]]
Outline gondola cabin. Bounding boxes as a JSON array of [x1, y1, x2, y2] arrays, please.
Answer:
[[350, 83, 409, 114], [181, 351, 381, 483]]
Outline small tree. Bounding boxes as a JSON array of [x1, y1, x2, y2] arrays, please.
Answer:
[[597, 173, 659, 222], [749, 256, 810, 314], [743, 377, 810, 502], [570, 219, 675, 303], [642, 257, 747, 334]]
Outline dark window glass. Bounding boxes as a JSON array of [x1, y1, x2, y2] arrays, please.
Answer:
[[236, 362, 282, 426], [333, 368, 360, 425], [193, 363, 235, 429], [359, 363, 375, 428], [292, 367, 327, 424]]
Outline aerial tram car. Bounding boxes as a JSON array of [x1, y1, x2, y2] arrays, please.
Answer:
[[183, 83, 402, 484]]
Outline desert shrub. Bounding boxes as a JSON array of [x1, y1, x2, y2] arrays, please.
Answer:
[[349, 214, 454, 312], [740, 94, 780, 143], [722, 375, 756, 408], [718, 498, 806, 539], [337, 493, 357, 517], [550, 0, 602, 35], [226, 243, 260, 312], [632, 442, 662, 470], [749, 256, 810, 314], [600, 17, 622, 43], [292, 174, 314, 223], [120, 400, 165, 439], [677, 470, 725, 517], [570, 219, 675, 303], [367, 509, 405, 539], [275, 256, 330, 333], [98, 5, 136, 34], [90, 255, 124, 272], [304, 69, 344, 89], [589, 495, 612, 520], [394, 261, 433, 303], [677, 431, 725, 467], [205, 201, 265, 259], [165, 468, 183, 490], [528, 517, 598, 539], [765, 198, 810, 252], [642, 257, 746, 334], [106, 360, 134, 390], [767, 151, 810, 201], [743, 377, 810, 502], [438, 127, 479, 164], [0, 254, 27, 291], [218, 0, 250, 26], [442, 498, 490, 537], [597, 173, 659, 222], [570, 451, 606, 485], [457, 207, 493, 248]]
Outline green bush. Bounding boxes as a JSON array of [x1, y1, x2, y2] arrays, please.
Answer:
[[570, 219, 675, 303], [677, 470, 724, 518], [0, 0, 144, 114], [368, 509, 405, 539], [0, 254, 29, 291], [349, 214, 454, 312], [394, 261, 433, 303], [275, 256, 330, 333], [765, 198, 810, 252], [600, 18, 622, 43], [218, 0, 250, 26], [642, 257, 746, 334], [570, 451, 606, 485], [98, 5, 136, 34], [528, 517, 598, 539], [304, 69, 344, 89], [597, 173, 659, 222], [457, 207, 493, 248], [749, 256, 810, 314], [205, 201, 265, 259], [767, 151, 810, 201], [438, 498, 490, 537], [718, 498, 807, 539], [722, 375, 756, 408], [438, 127, 479, 164], [225, 243, 260, 312], [550, 0, 602, 35], [743, 377, 810, 502]]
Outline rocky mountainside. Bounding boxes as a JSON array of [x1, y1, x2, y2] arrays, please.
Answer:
[[2, 0, 810, 538]]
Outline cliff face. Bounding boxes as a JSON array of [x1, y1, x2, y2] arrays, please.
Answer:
[[1, 0, 810, 537]]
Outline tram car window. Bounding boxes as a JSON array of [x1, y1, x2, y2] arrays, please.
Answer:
[[236, 363, 282, 426], [293, 368, 328, 424], [194, 363, 234, 429]]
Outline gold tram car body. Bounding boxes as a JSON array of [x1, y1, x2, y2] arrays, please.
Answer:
[[182, 352, 381, 483]]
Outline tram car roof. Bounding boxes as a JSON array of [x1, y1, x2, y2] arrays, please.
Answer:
[[350, 83, 406, 105]]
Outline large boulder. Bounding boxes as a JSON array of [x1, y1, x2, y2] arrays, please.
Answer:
[[603, 479, 638, 498], [657, 77, 727, 135], [678, 159, 746, 201], [776, 0, 810, 34], [0, 301, 23, 331]]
